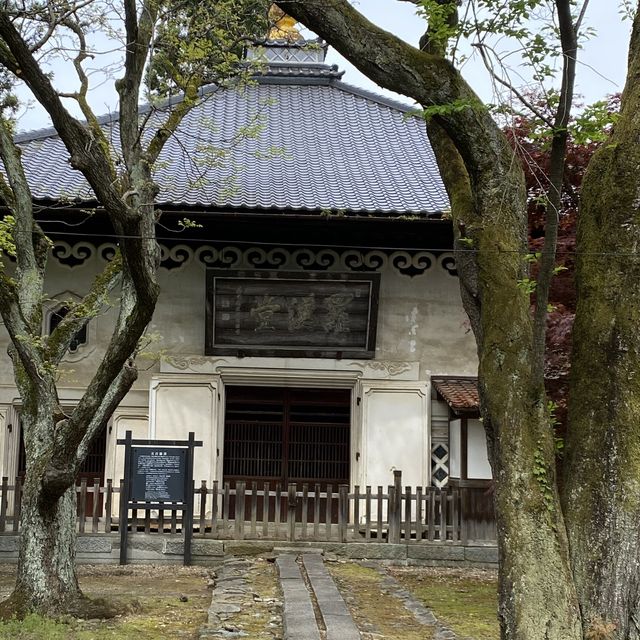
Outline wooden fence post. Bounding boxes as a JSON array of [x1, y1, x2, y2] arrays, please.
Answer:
[[78, 478, 87, 533], [460, 486, 469, 545], [287, 483, 297, 541], [104, 479, 113, 533], [338, 484, 349, 543], [13, 476, 22, 533], [199, 481, 208, 535], [92, 477, 101, 533], [0, 477, 7, 533], [389, 470, 402, 544], [235, 481, 246, 540]]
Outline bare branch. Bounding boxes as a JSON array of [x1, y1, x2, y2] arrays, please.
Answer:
[[0, 12, 119, 201], [117, 0, 157, 173], [574, 0, 590, 33], [472, 42, 555, 128], [58, 15, 113, 161]]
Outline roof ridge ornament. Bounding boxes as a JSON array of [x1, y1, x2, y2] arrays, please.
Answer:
[[269, 5, 303, 42]]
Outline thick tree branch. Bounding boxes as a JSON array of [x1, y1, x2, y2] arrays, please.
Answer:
[[0, 12, 118, 195], [117, 0, 157, 177], [0, 276, 47, 392], [0, 11, 159, 320], [0, 116, 41, 322], [531, 0, 578, 382], [43, 361, 137, 498], [47, 253, 123, 365], [279, 0, 521, 203]]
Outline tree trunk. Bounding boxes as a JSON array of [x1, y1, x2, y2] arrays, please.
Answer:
[[564, 7, 640, 637], [11, 477, 80, 616], [469, 191, 581, 640], [394, 44, 582, 640]]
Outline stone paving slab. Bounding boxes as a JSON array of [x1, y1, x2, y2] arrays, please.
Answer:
[[276, 555, 321, 640], [302, 554, 361, 640], [277, 554, 305, 580]]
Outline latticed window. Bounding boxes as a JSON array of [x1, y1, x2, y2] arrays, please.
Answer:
[[49, 306, 88, 353], [223, 386, 351, 487]]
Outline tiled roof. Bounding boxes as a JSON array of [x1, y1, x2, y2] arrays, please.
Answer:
[[433, 377, 480, 414], [15, 51, 449, 216]]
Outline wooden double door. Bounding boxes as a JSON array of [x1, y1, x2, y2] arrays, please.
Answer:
[[223, 386, 351, 516]]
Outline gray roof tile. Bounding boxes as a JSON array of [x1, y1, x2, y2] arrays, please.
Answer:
[[16, 62, 449, 215]]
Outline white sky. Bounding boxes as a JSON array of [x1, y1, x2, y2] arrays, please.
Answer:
[[325, 2, 630, 108], [15, 1, 631, 132]]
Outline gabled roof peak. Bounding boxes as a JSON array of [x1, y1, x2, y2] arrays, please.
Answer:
[[245, 38, 344, 80]]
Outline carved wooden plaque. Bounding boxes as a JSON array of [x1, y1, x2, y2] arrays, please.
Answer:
[[206, 270, 380, 358]]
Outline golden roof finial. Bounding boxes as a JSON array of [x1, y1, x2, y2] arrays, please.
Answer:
[[269, 4, 302, 41]]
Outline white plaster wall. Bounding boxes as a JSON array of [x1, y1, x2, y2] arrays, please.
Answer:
[[468, 418, 492, 480], [0, 254, 476, 393], [106, 413, 149, 486], [0, 249, 478, 484], [376, 265, 476, 378], [449, 418, 461, 479], [149, 376, 219, 487], [361, 382, 429, 489], [107, 413, 148, 518]]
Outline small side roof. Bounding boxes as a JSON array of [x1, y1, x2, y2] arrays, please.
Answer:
[[433, 377, 480, 416]]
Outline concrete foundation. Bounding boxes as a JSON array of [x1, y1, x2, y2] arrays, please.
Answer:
[[0, 534, 498, 567]]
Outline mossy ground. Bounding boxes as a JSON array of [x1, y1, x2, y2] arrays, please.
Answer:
[[328, 562, 434, 640], [391, 566, 499, 640], [0, 560, 498, 639], [0, 564, 213, 639]]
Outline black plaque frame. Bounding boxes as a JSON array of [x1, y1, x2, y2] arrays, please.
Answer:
[[117, 431, 202, 566], [205, 270, 380, 359]]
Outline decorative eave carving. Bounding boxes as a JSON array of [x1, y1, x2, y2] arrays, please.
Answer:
[[49, 241, 458, 278]]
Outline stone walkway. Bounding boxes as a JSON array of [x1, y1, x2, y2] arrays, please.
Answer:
[[199, 556, 282, 639], [200, 554, 465, 640], [277, 552, 361, 640], [374, 565, 459, 640]]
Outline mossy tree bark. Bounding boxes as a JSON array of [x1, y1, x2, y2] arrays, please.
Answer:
[[0, 3, 161, 615], [0, 0, 269, 614], [280, 2, 581, 637], [563, 7, 640, 638]]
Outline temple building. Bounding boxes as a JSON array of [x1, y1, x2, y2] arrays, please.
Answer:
[[0, 35, 491, 499]]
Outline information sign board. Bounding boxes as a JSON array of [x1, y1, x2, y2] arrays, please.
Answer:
[[131, 447, 186, 502], [117, 432, 202, 566]]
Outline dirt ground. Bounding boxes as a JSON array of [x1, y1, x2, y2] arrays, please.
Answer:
[[0, 564, 214, 639], [0, 561, 499, 640]]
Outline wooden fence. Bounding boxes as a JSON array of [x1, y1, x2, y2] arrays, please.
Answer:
[[0, 471, 496, 544]]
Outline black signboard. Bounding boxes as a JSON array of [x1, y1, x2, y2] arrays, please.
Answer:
[[131, 447, 186, 502], [117, 432, 202, 566], [205, 270, 380, 358]]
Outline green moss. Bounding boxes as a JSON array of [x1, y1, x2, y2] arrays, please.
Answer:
[[0, 567, 210, 639], [0, 614, 70, 639], [394, 570, 499, 640], [329, 563, 434, 640]]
